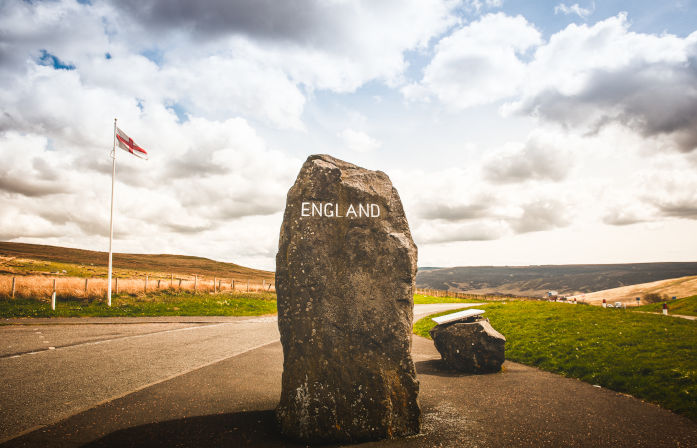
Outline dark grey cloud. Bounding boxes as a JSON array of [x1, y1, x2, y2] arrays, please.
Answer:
[[483, 139, 571, 184], [516, 54, 697, 152], [163, 149, 230, 179], [602, 209, 648, 226], [416, 200, 491, 221], [510, 200, 569, 233], [212, 198, 282, 220], [33, 207, 108, 237], [112, 0, 339, 44], [418, 222, 505, 244], [654, 199, 697, 219], [164, 222, 214, 234], [0, 174, 71, 197]]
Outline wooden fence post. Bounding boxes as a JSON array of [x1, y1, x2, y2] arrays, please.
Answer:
[[214, 277, 217, 293], [178, 278, 182, 289], [247, 279, 250, 292], [84, 278, 88, 296], [194, 275, 197, 292], [11, 277, 15, 298], [115, 277, 119, 294], [170, 273, 174, 289], [51, 279, 56, 310], [218, 279, 222, 292], [157, 279, 161, 288], [231, 279, 235, 291], [145, 275, 148, 292]]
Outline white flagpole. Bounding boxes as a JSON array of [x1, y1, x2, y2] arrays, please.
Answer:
[[107, 118, 117, 307]]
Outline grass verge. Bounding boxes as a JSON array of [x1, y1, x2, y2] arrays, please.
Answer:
[[413, 294, 484, 304], [414, 301, 697, 421], [633, 295, 697, 317], [0, 290, 277, 318]]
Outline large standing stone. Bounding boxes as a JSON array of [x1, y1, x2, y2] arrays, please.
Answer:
[[429, 319, 506, 373], [275, 154, 421, 444]]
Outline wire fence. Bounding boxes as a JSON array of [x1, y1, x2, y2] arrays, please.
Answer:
[[0, 274, 275, 301]]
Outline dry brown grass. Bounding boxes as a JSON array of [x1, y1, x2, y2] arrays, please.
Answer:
[[0, 274, 275, 301], [567, 275, 697, 306]]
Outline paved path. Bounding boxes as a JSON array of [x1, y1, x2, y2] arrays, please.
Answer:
[[0, 316, 279, 443], [2, 303, 696, 447], [4, 337, 697, 447], [0, 304, 470, 443], [634, 311, 697, 321]]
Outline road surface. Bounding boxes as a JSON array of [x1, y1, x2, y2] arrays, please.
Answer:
[[0, 303, 470, 443]]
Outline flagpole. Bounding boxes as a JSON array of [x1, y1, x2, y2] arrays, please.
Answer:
[[107, 118, 117, 307]]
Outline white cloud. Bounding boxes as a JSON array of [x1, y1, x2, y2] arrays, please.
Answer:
[[2, 2, 697, 270], [483, 131, 574, 183], [508, 14, 697, 153], [110, 0, 460, 93], [402, 13, 541, 109], [338, 129, 382, 153], [554, 2, 594, 19]]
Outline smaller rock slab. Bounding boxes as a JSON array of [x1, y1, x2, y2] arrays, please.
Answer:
[[429, 319, 506, 373], [432, 309, 485, 325]]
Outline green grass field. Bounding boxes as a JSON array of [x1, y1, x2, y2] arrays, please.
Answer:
[[0, 291, 277, 318], [3, 292, 477, 318], [633, 295, 697, 317], [414, 301, 697, 421]]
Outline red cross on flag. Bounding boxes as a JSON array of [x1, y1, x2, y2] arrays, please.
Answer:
[[116, 127, 148, 159]]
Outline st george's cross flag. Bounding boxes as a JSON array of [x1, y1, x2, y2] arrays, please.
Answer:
[[115, 127, 148, 159]]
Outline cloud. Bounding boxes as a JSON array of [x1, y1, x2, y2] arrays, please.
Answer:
[[510, 199, 570, 233], [110, 0, 459, 92], [402, 13, 541, 108], [508, 13, 697, 153], [602, 208, 650, 226], [0, 133, 74, 197], [483, 134, 572, 184], [415, 220, 508, 244], [406, 12, 697, 154], [554, 2, 594, 19], [645, 176, 697, 220], [338, 129, 382, 153], [415, 201, 491, 221]]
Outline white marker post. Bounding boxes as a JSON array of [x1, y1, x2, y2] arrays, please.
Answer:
[[51, 279, 56, 311], [106, 118, 117, 307], [663, 303, 668, 315]]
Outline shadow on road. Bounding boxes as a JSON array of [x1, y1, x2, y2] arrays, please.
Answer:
[[82, 410, 307, 448], [414, 359, 475, 378]]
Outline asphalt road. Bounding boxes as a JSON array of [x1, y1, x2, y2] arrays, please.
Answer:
[[3, 302, 696, 447], [0, 316, 280, 443], [0, 304, 470, 444]]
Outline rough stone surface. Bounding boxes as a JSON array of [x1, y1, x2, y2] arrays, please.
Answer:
[[429, 319, 506, 373], [275, 154, 421, 444]]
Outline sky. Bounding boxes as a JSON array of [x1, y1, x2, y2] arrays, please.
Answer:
[[1, 0, 696, 271]]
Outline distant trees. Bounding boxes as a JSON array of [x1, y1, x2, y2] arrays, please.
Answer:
[[643, 293, 666, 303]]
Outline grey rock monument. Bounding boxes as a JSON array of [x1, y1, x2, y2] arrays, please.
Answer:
[[275, 154, 421, 444], [429, 318, 506, 373]]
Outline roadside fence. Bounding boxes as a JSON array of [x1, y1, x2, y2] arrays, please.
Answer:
[[415, 288, 538, 301], [0, 274, 275, 301]]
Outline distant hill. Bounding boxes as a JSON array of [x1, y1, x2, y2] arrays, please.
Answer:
[[0, 242, 273, 280], [416, 263, 697, 297], [567, 275, 697, 305]]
